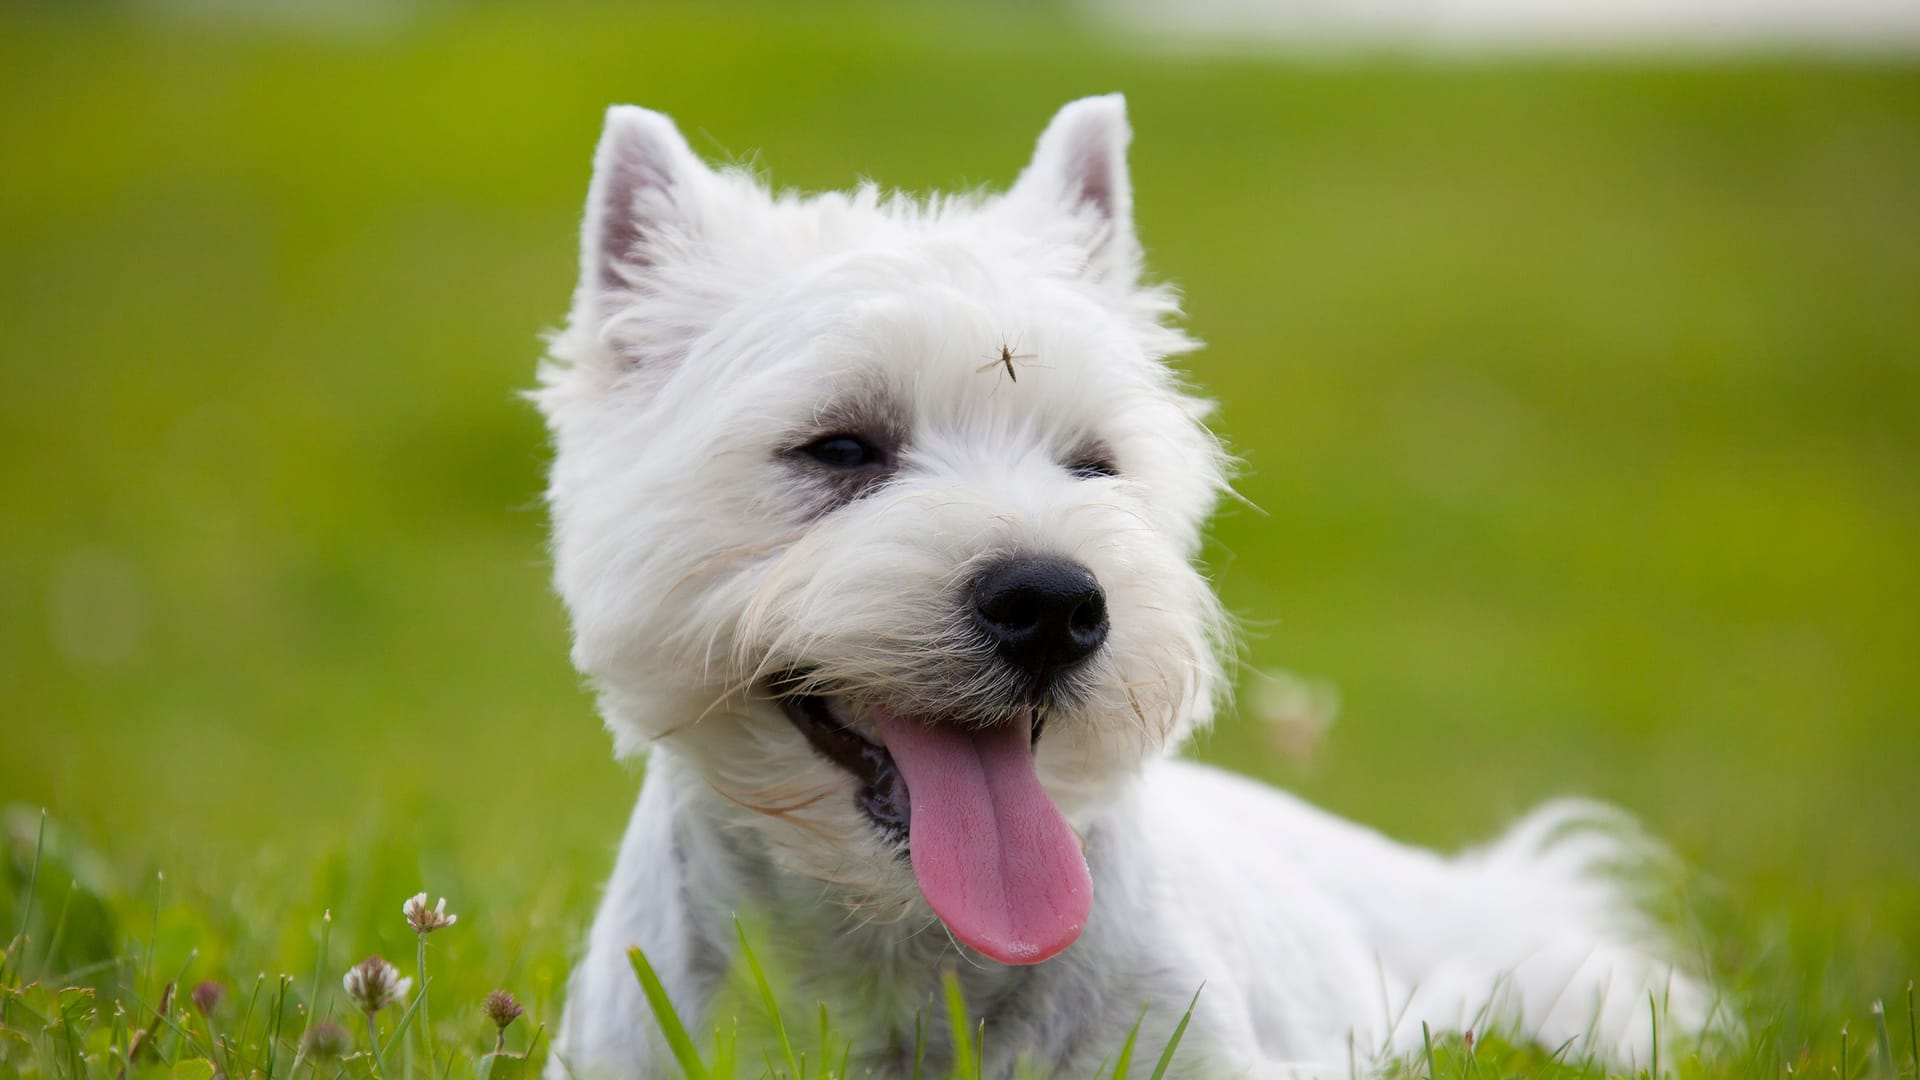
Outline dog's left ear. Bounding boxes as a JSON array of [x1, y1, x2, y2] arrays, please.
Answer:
[[1003, 94, 1140, 286]]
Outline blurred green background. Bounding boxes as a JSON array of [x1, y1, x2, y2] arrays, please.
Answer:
[[2, 0, 1916, 1047]]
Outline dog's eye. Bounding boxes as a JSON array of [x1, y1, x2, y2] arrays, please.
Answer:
[[1067, 456, 1119, 480], [799, 434, 885, 469]]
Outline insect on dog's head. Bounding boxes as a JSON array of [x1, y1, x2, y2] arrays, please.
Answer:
[[536, 97, 1230, 960]]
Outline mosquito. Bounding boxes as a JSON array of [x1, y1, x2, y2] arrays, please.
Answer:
[[977, 342, 1036, 382]]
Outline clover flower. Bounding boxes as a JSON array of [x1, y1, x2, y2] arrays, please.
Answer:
[[403, 893, 458, 936], [343, 955, 411, 1014], [190, 979, 225, 1016], [300, 1021, 353, 1062], [483, 989, 524, 1032], [401, 892, 456, 1062], [483, 989, 525, 1051]]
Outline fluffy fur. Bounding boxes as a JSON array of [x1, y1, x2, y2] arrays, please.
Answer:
[[536, 96, 1711, 1078]]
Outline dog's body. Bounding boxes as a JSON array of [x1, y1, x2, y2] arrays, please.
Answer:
[[537, 97, 1708, 1078]]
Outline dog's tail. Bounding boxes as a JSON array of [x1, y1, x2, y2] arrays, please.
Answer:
[[1408, 797, 1726, 1072]]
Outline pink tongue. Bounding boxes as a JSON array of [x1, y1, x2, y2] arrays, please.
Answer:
[[872, 706, 1091, 965]]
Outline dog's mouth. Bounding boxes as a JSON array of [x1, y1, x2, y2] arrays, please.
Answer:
[[774, 686, 913, 841], [771, 674, 1091, 966]]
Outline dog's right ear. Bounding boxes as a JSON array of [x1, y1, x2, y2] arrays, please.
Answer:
[[575, 105, 712, 319]]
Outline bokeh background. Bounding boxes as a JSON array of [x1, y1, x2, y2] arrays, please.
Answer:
[[3, 0, 1916, 1060]]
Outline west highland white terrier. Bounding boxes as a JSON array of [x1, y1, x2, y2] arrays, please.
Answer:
[[536, 96, 1711, 1078]]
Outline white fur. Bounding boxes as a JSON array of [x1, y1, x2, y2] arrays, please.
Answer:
[[537, 96, 1713, 1078]]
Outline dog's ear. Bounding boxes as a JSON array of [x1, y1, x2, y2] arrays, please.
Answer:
[[576, 105, 712, 316], [1004, 94, 1139, 286]]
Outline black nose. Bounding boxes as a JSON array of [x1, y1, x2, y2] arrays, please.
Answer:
[[971, 556, 1109, 681]]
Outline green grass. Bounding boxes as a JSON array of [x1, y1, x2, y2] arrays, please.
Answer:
[[1, 2, 1917, 1076]]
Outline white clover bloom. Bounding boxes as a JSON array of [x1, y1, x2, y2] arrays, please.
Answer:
[[343, 955, 411, 1014], [403, 892, 458, 935]]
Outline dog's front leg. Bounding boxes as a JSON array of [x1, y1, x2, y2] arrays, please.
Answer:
[[551, 747, 733, 1079]]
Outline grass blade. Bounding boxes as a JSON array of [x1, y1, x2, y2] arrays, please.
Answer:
[[3, 809, 47, 984], [625, 946, 711, 1080], [1147, 984, 1203, 1080], [911, 1006, 926, 1080], [1109, 1007, 1146, 1080], [266, 974, 291, 1078], [942, 970, 975, 1080], [819, 1000, 831, 1079], [383, 974, 431, 1063], [237, 972, 264, 1062], [711, 1017, 737, 1080], [1649, 993, 1659, 1079], [301, 909, 331, 1046], [145, 871, 164, 1002], [733, 918, 802, 1079]]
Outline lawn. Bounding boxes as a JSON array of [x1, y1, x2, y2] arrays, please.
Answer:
[[1, 3, 1917, 1076]]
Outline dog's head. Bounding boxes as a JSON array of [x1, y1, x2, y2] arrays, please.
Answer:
[[537, 96, 1228, 964]]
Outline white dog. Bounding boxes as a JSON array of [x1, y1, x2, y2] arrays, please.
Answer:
[[537, 96, 1710, 1078]]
